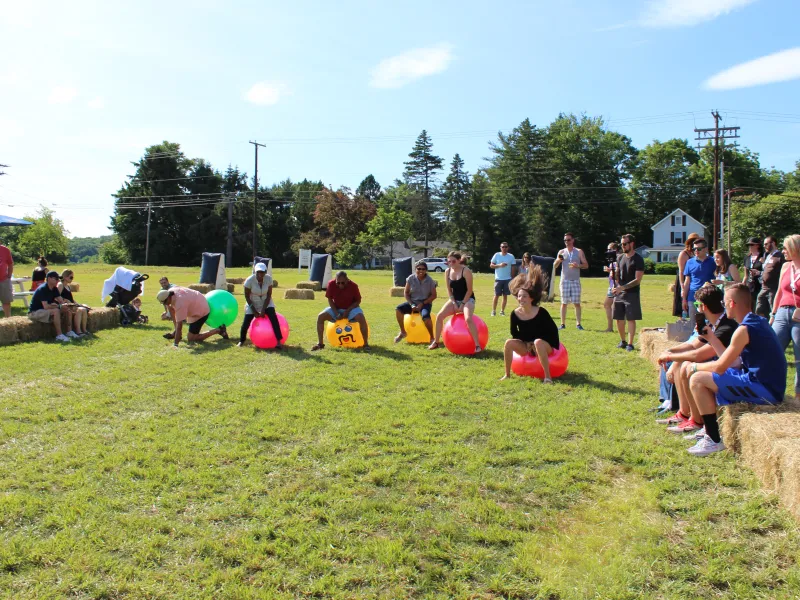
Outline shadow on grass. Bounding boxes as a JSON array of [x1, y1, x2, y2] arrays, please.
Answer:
[[558, 371, 649, 396], [359, 345, 412, 361]]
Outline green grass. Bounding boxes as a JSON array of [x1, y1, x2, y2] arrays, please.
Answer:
[[1, 265, 798, 599]]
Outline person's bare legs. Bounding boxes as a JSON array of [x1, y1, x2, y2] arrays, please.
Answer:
[[627, 320, 637, 346], [462, 302, 480, 349], [616, 319, 626, 344], [395, 309, 406, 336], [501, 339, 528, 379], [1, 303, 9, 318], [575, 303, 582, 327], [492, 295, 499, 313], [501, 294, 508, 313], [688, 372, 719, 415], [603, 296, 614, 331], [430, 302, 455, 347], [49, 308, 63, 335], [316, 311, 334, 346], [560, 303, 567, 327], [352, 313, 370, 346], [423, 316, 433, 339], [533, 338, 554, 382], [187, 327, 226, 342], [677, 362, 703, 423]]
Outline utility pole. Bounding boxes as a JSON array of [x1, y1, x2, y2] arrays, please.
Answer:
[[145, 202, 152, 266], [694, 111, 739, 249], [226, 193, 234, 268], [249, 140, 266, 262]]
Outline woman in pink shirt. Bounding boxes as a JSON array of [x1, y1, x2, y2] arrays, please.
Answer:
[[770, 234, 800, 401]]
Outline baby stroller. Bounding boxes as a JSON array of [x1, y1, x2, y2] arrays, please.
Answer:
[[105, 272, 149, 307], [101, 267, 149, 325]]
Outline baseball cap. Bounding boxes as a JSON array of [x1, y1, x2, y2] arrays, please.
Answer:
[[254, 262, 267, 272], [46, 271, 60, 279], [156, 289, 172, 303], [746, 237, 761, 246]]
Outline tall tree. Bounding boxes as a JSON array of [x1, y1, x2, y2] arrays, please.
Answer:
[[403, 130, 444, 255], [358, 205, 413, 263], [356, 174, 382, 202], [14, 207, 70, 262], [296, 188, 377, 256], [441, 154, 472, 250]]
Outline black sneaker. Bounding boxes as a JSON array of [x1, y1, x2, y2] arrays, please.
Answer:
[[617, 340, 626, 349], [626, 344, 635, 352], [218, 324, 229, 340]]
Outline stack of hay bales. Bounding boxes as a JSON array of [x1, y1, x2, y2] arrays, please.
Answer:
[[226, 277, 245, 285], [188, 283, 214, 294], [284, 288, 314, 300], [296, 281, 321, 291], [0, 319, 20, 345], [639, 328, 680, 365], [0, 306, 121, 345], [390, 287, 405, 297], [87, 307, 122, 332], [70, 283, 81, 292]]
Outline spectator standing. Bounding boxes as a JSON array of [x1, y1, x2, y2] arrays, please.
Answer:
[[490, 242, 516, 317], [770, 234, 800, 402], [0, 241, 13, 317], [612, 234, 645, 351], [30, 257, 48, 291], [756, 235, 785, 317], [27, 271, 74, 342], [673, 233, 700, 317], [743, 237, 764, 306], [685, 284, 787, 456], [603, 242, 619, 332], [553, 232, 588, 330], [711, 249, 741, 289], [682, 238, 716, 321], [518, 252, 531, 276]]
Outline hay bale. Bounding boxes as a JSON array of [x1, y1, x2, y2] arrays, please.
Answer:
[[226, 283, 235, 293], [188, 283, 214, 294], [639, 329, 680, 366], [0, 319, 20, 345], [16, 318, 54, 342], [70, 283, 81, 293], [226, 278, 245, 285], [390, 286, 405, 297], [668, 283, 676, 293], [272, 280, 278, 288], [296, 281, 322, 291], [284, 288, 315, 300], [87, 307, 121, 333], [720, 396, 800, 454]]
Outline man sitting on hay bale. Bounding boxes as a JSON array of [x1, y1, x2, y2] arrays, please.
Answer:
[[157, 287, 229, 347], [683, 283, 787, 456], [27, 271, 78, 342], [311, 271, 369, 351], [656, 284, 738, 435]]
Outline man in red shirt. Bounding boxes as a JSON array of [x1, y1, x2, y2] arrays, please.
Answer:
[[0, 243, 13, 317], [311, 271, 369, 350]]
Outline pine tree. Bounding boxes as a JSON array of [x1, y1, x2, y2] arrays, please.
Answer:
[[403, 130, 444, 255], [441, 154, 471, 250]]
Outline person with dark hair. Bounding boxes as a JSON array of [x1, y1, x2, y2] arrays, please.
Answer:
[[672, 233, 701, 317], [711, 249, 740, 289], [553, 232, 588, 330], [603, 242, 620, 332], [157, 287, 229, 346], [684, 283, 787, 456], [30, 257, 48, 291], [656, 284, 739, 436], [312, 271, 369, 351], [682, 237, 716, 322], [519, 252, 532, 276], [743, 237, 764, 306], [394, 260, 437, 342], [27, 270, 74, 342], [239, 262, 283, 349], [756, 235, 785, 317], [490, 242, 515, 316], [58, 269, 89, 336], [429, 251, 480, 352], [500, 266, 559, 383], [612, 234, 645, 351]]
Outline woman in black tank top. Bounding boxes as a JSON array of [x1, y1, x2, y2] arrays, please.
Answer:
[[428, 251, 481, 352]]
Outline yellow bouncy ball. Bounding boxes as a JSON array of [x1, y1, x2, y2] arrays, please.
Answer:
[[325, 319, 364, 348], [403, 312, 431, 344]]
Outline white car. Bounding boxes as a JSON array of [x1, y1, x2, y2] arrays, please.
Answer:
[[421, 257, 448, 272]]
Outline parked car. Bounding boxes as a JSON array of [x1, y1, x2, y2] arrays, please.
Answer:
[[420, 257, 448, 272]]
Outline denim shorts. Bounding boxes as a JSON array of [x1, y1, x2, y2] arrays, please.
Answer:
[[323, 306, 364, 321], [396, 302, 432, 320], [494, 279, 511, 296]]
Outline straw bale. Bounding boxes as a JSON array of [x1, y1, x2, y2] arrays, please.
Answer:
[[188, 283, 214, 294], [272, 280, 278, 288], [390, 286, 405, 297], [284, 288, 315, 300], [296, 281, 322, 291], [226, 278, 245, 285], [668, 283, 676, 293], [70, 283, 81, 292], [0, 319, 20, 345], [87, 307, 121, 333], [639, 329, 680, 367], [226, 283, 235, 293], [16, 318, 54, 342], [721, 395, 800, 454]]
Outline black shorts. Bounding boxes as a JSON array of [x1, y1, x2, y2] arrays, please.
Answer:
[[188, 313, 210, 334], [613, 297, 642, 321]]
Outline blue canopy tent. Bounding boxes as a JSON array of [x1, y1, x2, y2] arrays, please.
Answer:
[[0, 215, 33, 226]]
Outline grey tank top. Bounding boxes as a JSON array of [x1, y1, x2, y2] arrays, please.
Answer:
[[560, 248, 581, 281]]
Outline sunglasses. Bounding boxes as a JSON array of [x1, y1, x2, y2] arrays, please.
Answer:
[[416, 267, 427, 271], [335, 281, 347, 286], [693, 247, 706, 252]]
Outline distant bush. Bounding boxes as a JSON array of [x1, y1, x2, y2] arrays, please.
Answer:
[[643, 258, 656, 274], [654, 262, 678, 275]]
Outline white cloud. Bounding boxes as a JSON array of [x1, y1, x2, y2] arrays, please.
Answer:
[[640, 0, 758, 28], [244, 82, 289, 106], [370, 43, 454, 89], [48, 86, 78, 104], [87, 96, 105, 109], [704, 47, 800, 90]]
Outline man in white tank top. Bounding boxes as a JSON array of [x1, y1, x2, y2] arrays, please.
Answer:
[[553, 232, 588, 330]]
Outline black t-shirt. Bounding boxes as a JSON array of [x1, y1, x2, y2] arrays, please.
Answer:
[[29, 284, 62, 312], [699, 315, 738, 348], [510, 307, 560, 349], [616, 253, 645, 299], [59, 286, 74, 303]]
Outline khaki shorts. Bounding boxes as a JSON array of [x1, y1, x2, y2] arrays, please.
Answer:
[[28, 308, 55, 323], [0, 279, 12, 304]]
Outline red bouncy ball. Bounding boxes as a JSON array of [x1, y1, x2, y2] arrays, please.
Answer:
[[249, 313, 290, 349], [511, 343, 569, 379], [442, 314, 489, 355]]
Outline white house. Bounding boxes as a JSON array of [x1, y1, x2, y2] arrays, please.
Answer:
[[645, 209, 707, 263]]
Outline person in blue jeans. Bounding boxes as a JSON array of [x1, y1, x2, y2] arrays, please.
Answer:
[[770, 234, 800, 402], [682, 237, 716, 321], [686, 283, 787, 457]]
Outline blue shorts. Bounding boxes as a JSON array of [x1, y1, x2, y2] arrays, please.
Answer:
[[323, 306, 364, 321], [396, 302, 433, 320], [494, 279, 511, 296], [712, 368, 782, 406]]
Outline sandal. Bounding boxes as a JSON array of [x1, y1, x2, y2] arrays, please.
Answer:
[[311, 343, 325, 351], [218, 324, 229, 340], [394, 332, 406, 343], [474, 345, 482, 354], [543, 378, 554, 385], [427, 341, 440, 350]]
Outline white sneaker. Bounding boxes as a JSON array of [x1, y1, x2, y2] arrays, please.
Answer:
[[684, 426, 705, 440], [65, 331, 80, 339], [500, 311, 505, 316], [55, 334, 71, 342], [490, 311, 496, 317], [687, 434, 726, 457]]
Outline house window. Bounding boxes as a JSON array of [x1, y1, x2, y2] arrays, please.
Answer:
[[671, 232, 686, 245], [682, 215, 687, 226], [671, 215, 676, 226]]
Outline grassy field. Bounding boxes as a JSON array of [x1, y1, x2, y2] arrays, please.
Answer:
[[1, 265, 798, 599]]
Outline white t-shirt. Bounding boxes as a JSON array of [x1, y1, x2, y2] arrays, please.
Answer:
[[244, 274, 274, 314]]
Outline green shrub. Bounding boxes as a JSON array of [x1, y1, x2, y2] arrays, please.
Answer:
[[643, 258, 656, 274], [654, 262, 678, 275]]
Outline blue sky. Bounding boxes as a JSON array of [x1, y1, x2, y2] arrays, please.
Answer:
[[1, 0, 799, 237]]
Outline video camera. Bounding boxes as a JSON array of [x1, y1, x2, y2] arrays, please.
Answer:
[[604, 249, 617, 268]]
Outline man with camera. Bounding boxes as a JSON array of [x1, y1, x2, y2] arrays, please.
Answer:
[[683, 283, 787, 456], [656, 284, 738, 436]]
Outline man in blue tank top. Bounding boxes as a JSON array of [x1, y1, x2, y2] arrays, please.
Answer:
[[685, 283, 787, 456]]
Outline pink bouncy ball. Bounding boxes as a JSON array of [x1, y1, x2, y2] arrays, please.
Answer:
[[249, 313, 290, 349], [442, 313, 489, 355], [511, 344, 569, 379]]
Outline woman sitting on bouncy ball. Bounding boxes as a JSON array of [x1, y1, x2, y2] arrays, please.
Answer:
[[500, 265, 560, 384]]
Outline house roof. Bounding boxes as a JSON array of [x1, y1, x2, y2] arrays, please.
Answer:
[[650, 208, 707, 231]]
